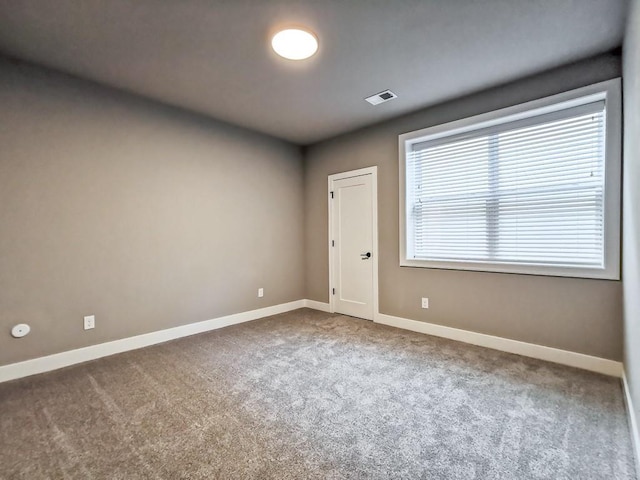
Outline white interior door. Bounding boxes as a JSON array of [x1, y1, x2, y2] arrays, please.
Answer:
[[330, 171, 376, 320]]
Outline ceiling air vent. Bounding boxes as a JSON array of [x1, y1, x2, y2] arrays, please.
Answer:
[[365, 89, 397, 105]]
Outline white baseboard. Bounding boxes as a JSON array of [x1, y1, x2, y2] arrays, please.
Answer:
[[0, 300, 623, 383], [623, 371, 640, 477], [303, 299, 332, 312], [374, 312, 623, 377], [0, 300, 305, 383]]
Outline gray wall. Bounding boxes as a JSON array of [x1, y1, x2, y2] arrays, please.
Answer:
[[0, 49, 628, 367], [623, 0, 640, 438], [305, 53, 623, 360], [0, 59, 305, 366]]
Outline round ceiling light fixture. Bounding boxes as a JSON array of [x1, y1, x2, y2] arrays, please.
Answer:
[[271, 28, 318, 60]]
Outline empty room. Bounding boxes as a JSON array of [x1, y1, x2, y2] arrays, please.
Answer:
[[1, 0, 640, 478]]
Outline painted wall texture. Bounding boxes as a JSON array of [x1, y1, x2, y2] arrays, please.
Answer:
[[305, 53, 623, 360], [0, 59, 305, 365], [623, 0, 640, 442]]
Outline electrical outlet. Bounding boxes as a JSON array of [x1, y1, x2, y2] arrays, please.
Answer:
[[258, 288, 264, 298], [421, 297, 429, 309], [84, 315, 95, 330]]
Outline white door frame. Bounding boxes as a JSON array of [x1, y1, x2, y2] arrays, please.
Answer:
[[328, 166, 379, 318]]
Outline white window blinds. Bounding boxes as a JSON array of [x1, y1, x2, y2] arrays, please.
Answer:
[[405, 100, 610, 272]]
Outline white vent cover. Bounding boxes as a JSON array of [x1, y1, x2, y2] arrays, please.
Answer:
[[365, 89, 397, 105]]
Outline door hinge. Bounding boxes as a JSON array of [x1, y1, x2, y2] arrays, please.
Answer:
[[330, 191, 334, 199], [332, 288, 335, 295], [331, 240, 335, 247]]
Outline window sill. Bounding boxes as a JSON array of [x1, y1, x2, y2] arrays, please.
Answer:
[[399, 258, 620, 280]]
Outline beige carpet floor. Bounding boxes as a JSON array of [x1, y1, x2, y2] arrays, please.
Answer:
[[0, 308, 635, 479]]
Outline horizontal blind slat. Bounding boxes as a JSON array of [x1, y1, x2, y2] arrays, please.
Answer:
[[408, 100, 606, 269]]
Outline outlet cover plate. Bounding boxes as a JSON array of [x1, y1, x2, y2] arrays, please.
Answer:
[[84, 315, 95, 330]]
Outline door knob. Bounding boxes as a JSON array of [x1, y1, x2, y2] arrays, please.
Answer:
[[360, 252, 371, 259]]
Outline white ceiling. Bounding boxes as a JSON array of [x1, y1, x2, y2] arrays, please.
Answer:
[[0, 0, 628, 145]]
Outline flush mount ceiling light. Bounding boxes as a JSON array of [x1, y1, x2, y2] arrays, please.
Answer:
[[271, 28, 318, 60]]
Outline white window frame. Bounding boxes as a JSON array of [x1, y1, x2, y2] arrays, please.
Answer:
[[399, 79, 621, 280]]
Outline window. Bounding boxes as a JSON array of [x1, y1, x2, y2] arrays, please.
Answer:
[[399, 80, 621, 279]]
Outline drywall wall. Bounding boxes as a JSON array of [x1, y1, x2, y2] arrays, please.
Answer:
[[0, 58, 305, 366], [305, 53, 623, 360], [623, 0, 640, 438]]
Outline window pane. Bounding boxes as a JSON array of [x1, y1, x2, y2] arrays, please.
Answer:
[[494, 113, 604, 266], [410, 136, 489, 261], [407, 103, 606, 270]]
